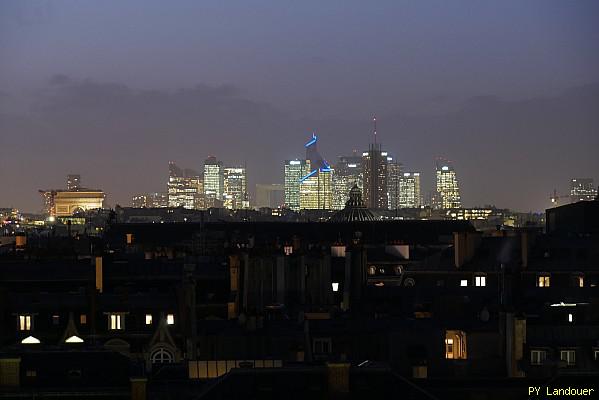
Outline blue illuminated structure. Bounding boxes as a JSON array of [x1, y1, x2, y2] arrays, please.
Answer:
[[300, 132, 331, 182]]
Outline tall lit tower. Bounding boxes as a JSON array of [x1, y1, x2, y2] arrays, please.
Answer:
[[204, 156, 224, 208], [299, 133, 333, 209], [435, 160, 461, 209], [224, 167, 248, 209], [399, 172, 421, 208], [67, 174, 81, 191], [284, 160, 307, 211], [362, 116, 388, 209], [386, 155, 402, 210], [332, 151, 363, 210]]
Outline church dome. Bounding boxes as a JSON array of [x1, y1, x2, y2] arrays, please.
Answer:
[[329, 184, 376, 222]]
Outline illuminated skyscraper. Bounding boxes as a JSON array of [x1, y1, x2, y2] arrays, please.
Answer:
[[132, 192, 168, 208], [332, 152, 363, 210], [67, 174, 81, 191], [284, 160, 307, 211], [167, 162, 203, 209], [362, 117, 388, 209], [435, 161, 461, 209], [299, 133, 333, 210], [399, 172, 421, 208], [204, 156, 224, 208], [386, 156, 402, 210], [224, 167, 249, 209], [570, 178, 597, 202]]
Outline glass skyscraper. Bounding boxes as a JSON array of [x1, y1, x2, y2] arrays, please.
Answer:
[[204, 156, 224, 208], [570, 178, 597, 203], [167, 162, 203, 209], [224, 167, 249, 209], [284, 160, 307, 211], [435, 161, 461, 209], [399, 172, 421, 208], [332, 153, 363, 210]]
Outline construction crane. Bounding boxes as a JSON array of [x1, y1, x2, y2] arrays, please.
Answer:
[[549, 189, 569, 206]]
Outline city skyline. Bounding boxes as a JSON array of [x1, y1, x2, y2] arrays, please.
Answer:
[[1, 1, 599, 212]]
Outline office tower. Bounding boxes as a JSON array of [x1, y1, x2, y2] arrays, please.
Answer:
[[362, 117, 388, 209], [255, 184, 285, 208], [132, 192, 168, 208], [332, 152, 363, 210], [399, 172, 421, 208], [224, 167, 249, 209], [67, 174, 81, 191], [435, 161, 461, 209], [299, 133, 333, 210], [204, 156, 224, 208], [570, 178, 597, 202], [387, 156, 402, 210], [167, 162, 203, 209], [39, 175, 104, 216], [284, 160, 307, 211]]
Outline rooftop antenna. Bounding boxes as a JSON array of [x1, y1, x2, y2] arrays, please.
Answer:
[[373, 115, 377, 145]]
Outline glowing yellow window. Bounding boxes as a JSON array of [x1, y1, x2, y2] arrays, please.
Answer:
[[19, 315, 32, 331], [537, 275, 550, 287], [167, 314, 175, 325], [145, 314, 153, 325], [445, 330, 467, 360]]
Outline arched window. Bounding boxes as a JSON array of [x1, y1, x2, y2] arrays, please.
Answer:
[[151, 348, 174, 364]]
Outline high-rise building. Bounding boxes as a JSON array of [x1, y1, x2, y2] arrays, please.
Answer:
[[399, 172, 421, 208], [387, 156, 402, 210], [299, 133, 333, 210], [224, 167, 248, 209], [167, 162, 203, 209], [284, 160, 307, 211], [255, 184, 285, 209], [570, 178, 597, 203], [435, 161, 461, 209], [332, 152, 363, 210], [67, 174, 81, 191], [362, 116, 388, 210], [204, 156, 224, 208], [132, 192, 168, 208]]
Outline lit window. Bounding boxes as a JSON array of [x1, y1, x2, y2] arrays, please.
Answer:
[[26, 370, 37, 377], [145, 314, 153, 325], [331, 282, 339, 292], [126, 233, 134, 244], [475, 276, 486, 287], [568, 313, 573, 323], [52, 315, 60, 325], [367, 266, 376, 276], [80, 314, 87, 325], [537, 275, 550, 287], [19, 315, 32, 331], [460, 280, 468, 287], [167, 314, 175, 325], [560, 350, 576, 366], [531, 350, 546, 365], [284, 245, 293, 256], [109, 314, 124, 330], [445, 330, 467, 359], [594, 350, 599, 361], [577, 275, 584, 287]]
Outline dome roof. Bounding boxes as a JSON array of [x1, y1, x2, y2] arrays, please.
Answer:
[[329, 184, 376, 222]]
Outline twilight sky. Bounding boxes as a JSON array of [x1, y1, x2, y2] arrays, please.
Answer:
[[1, 0, 598, 212]]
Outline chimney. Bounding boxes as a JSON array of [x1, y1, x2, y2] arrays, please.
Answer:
[[95, 256, 103, 293]]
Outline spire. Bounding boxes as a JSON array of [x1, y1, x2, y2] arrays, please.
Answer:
[[373, 115, 377, 145]]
